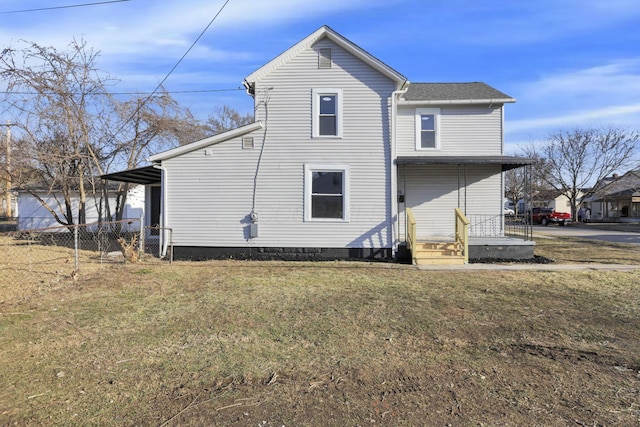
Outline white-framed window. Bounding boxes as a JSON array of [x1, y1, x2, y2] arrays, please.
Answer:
[[312, 88, 343, 138], [415, 108, 441, 150], [304, 164, 350, 222]]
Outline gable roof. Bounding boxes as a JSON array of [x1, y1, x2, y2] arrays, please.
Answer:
[[589, 168, 640, 200], [401, 82, 515, 105], [149, 121, 264, 162], [244, 25, 407, 88]]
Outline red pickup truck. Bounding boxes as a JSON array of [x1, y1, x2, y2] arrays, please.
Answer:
[[529, 207, 572, 226]]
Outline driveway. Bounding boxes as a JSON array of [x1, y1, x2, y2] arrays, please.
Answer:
[[532, 223, 640, 245]]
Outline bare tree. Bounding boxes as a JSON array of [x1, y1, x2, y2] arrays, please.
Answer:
[[1, 41, 203, 226], [1, 40, 255, 227], [523, 127, 639, 219], [204, 105, 253, 135], [0, 39, 115, 226], [504, 167, 527, 214]]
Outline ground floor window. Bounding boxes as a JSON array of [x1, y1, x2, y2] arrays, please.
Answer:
[[304, 164, 350, 221]]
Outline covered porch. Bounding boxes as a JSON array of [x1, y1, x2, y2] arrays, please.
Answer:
[[396, 156, 534, 264], [588, 191, 640, 222]]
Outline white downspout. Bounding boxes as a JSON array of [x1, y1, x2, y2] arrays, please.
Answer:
[[390, 83, 409, 257], [152, 162, 169, 258]]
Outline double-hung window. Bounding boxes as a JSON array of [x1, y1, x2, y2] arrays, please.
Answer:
[[415, 108, 440, 150], [304, 164, 350, 221], [312, 89, 343, 138]]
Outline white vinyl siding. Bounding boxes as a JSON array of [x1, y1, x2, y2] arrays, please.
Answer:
[[162, 130, 264, 246], [401, 165, 460, 237], [163, 38, 396, 249], [397, 105, 504, 156]]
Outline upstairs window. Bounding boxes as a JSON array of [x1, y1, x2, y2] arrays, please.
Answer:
[[312, 89, 343, 138], [304, 164, 350, 221], [320, 95, 337, 135], [415, 108, 441, 150]]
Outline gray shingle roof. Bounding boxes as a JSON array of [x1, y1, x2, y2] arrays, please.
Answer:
[[403, 82, 514, 102]]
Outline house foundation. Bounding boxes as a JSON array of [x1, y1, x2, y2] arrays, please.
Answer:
[[468, 237, 535, 260], [172, 246, 394, 262]]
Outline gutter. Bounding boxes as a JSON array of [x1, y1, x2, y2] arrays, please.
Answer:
[[243, 79, 255, 97], [390, 82, 409, 257], [399, 98, 516, 106], [152, 162, 169, 258]]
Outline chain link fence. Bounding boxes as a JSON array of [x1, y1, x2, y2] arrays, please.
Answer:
[[142, 226, 173, 262], [0, 219, 173, 290]]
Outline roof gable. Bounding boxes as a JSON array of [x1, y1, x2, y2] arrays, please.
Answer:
[[244, 25, 406, 87], [149, 121, 264, 162], [592, 169, 640, 198]]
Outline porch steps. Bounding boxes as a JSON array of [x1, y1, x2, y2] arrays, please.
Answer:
[[413, 241, 465, 265]]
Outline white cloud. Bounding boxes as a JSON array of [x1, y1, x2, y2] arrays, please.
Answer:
[[3, 1, 372, 53], [0, 0, 385, 92], [505, 58, 640, 141], [507, 104, 640, 134], [519, 59, 640, 103]]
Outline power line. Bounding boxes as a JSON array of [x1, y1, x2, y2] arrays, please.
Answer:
[[108, 0, 232, 144], [116, 87, 243, 95], [1, 87, 244, 95], [0, 0, 131, 14]]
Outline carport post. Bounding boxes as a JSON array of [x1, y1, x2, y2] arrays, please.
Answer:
[[139, 214, 145, 259]]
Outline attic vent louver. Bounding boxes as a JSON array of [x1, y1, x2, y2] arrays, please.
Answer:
[[318, 48, 332, 69], [242, 136, 254, 149]]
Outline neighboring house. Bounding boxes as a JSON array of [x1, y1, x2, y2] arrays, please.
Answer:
[[583, 170, 640, 222], [17, 185, 144, 231], [103, 26, 532, 262]]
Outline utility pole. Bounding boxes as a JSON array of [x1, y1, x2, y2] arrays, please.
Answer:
[[1, 122, 12, 219]]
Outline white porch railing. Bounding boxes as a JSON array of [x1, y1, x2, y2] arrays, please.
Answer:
[[468, 214, 532, 240], [468, 214, 502, 237]]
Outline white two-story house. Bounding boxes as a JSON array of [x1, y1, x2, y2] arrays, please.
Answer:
[[103, 26, 532, 264]]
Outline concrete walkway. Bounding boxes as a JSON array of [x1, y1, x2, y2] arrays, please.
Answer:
[[417, 263, 640, 271]]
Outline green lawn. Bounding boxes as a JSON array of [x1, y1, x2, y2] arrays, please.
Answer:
[[1, 251, 639, 425]]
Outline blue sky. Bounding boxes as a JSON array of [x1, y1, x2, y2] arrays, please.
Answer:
[[2, 0, 640, 153]]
